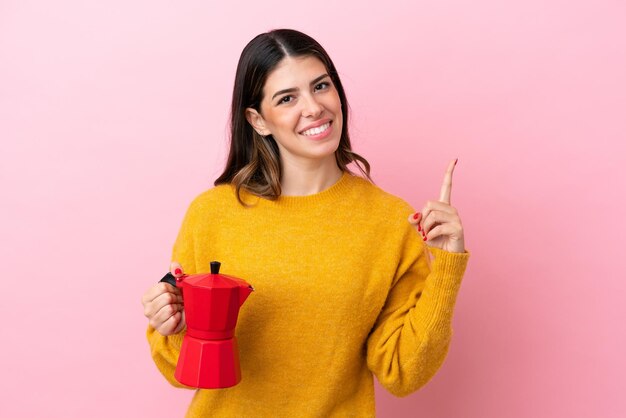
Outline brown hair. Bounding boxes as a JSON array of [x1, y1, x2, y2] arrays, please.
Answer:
[[214, 29, 373, 206]]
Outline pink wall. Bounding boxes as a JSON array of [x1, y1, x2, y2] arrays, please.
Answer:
[[1, 0, 624, 417]]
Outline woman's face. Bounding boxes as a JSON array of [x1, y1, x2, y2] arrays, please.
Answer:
[[246, 55, 343, 167]]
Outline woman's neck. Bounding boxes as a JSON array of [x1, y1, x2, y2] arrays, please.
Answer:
[[279, 159, 343, 197]]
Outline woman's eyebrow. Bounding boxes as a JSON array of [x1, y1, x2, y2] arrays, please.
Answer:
[[271, 74, 330, 100]]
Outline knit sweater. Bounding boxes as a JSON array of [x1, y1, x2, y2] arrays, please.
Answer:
[[146, 171, 470, 417]]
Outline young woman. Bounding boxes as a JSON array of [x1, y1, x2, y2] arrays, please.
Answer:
[[141, 28, 470, 417]]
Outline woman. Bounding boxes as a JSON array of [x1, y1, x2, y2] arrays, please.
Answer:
[[142, 28, 470, 417]]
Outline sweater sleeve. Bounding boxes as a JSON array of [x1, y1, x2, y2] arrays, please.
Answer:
[[146, 200, 199, 390], [366, 214, 470, 397]]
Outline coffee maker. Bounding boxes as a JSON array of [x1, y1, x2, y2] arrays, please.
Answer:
[[160, 261, 254, 389]]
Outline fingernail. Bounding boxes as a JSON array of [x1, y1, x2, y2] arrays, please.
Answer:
[[454, 158, 458, 166], [174, 268, 182, 275], [418, 224, 421, 232], [413, 212, 420, 220], [423, 235, 427, 241]]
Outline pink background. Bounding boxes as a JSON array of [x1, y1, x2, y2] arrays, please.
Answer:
[[1, 0, 624, 417]]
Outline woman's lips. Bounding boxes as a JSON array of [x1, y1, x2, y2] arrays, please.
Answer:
[[299, 121, 332, 140]]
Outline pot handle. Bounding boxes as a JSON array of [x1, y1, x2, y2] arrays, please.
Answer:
[[159, 272, 177, 288]]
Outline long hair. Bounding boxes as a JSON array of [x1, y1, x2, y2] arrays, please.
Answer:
[[214, 29, 373, 206]]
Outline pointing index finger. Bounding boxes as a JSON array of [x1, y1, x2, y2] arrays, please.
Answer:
[[438, 158, 457, 204]]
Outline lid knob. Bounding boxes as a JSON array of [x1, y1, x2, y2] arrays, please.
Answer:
[[210, 261, 221, 274]]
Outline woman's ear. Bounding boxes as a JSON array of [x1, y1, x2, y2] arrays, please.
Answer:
[[245, 108, 270, 137]]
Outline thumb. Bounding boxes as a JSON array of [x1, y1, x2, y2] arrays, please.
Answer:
[[407, 212, 421, 225], [170, 261, 184, 278]]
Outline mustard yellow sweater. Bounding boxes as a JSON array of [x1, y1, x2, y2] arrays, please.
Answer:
[[147, 171, 470, 417]]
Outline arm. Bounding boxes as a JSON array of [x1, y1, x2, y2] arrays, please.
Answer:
[[146, 201, 198, 389], [366, 221, 470, 397]]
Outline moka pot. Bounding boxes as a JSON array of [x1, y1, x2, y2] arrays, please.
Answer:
[[160, 261, 254, 389]]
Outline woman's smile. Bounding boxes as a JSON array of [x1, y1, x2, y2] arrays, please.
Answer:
[[299, 120, 333, 139]]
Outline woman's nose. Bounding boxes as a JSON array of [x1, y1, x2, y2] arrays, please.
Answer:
[[301, 94, 323, 118]]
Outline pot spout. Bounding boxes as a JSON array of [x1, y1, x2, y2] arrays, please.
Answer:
[[239, 283, 254, 307]]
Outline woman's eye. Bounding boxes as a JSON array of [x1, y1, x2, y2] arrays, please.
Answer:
[[315, 82, 330, 91], [278, 96, 294, 105]]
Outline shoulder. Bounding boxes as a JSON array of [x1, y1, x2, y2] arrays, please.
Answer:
[[182, 183, 236, 217], [346, 173, 416, 220]]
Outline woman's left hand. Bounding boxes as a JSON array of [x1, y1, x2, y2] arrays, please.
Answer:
[[407, 159, 466, 253]]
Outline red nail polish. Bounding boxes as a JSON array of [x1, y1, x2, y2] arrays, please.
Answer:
[[418, 224, 421, 232], [413, 212, 420, 220], [423, 235, 427, 241], [174, 268, 182, 275]]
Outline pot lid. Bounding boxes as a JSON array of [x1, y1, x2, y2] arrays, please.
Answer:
[[182, 261, 251, 289]]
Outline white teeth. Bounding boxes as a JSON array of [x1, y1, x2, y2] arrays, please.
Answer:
[[301, 122, 330, 136]]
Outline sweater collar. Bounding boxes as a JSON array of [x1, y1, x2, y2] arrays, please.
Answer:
[[240, 171, 356, 209]]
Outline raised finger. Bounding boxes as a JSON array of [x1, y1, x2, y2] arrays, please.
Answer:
[[438, 158, 457, 204]]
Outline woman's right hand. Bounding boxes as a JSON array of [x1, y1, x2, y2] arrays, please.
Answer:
[[141, 262, 186, 336]]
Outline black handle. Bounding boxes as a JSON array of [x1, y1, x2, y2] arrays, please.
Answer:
[[159, 272, 177, 288]]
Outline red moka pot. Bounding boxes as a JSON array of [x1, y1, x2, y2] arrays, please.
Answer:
[[160, 261, 254, 389]]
